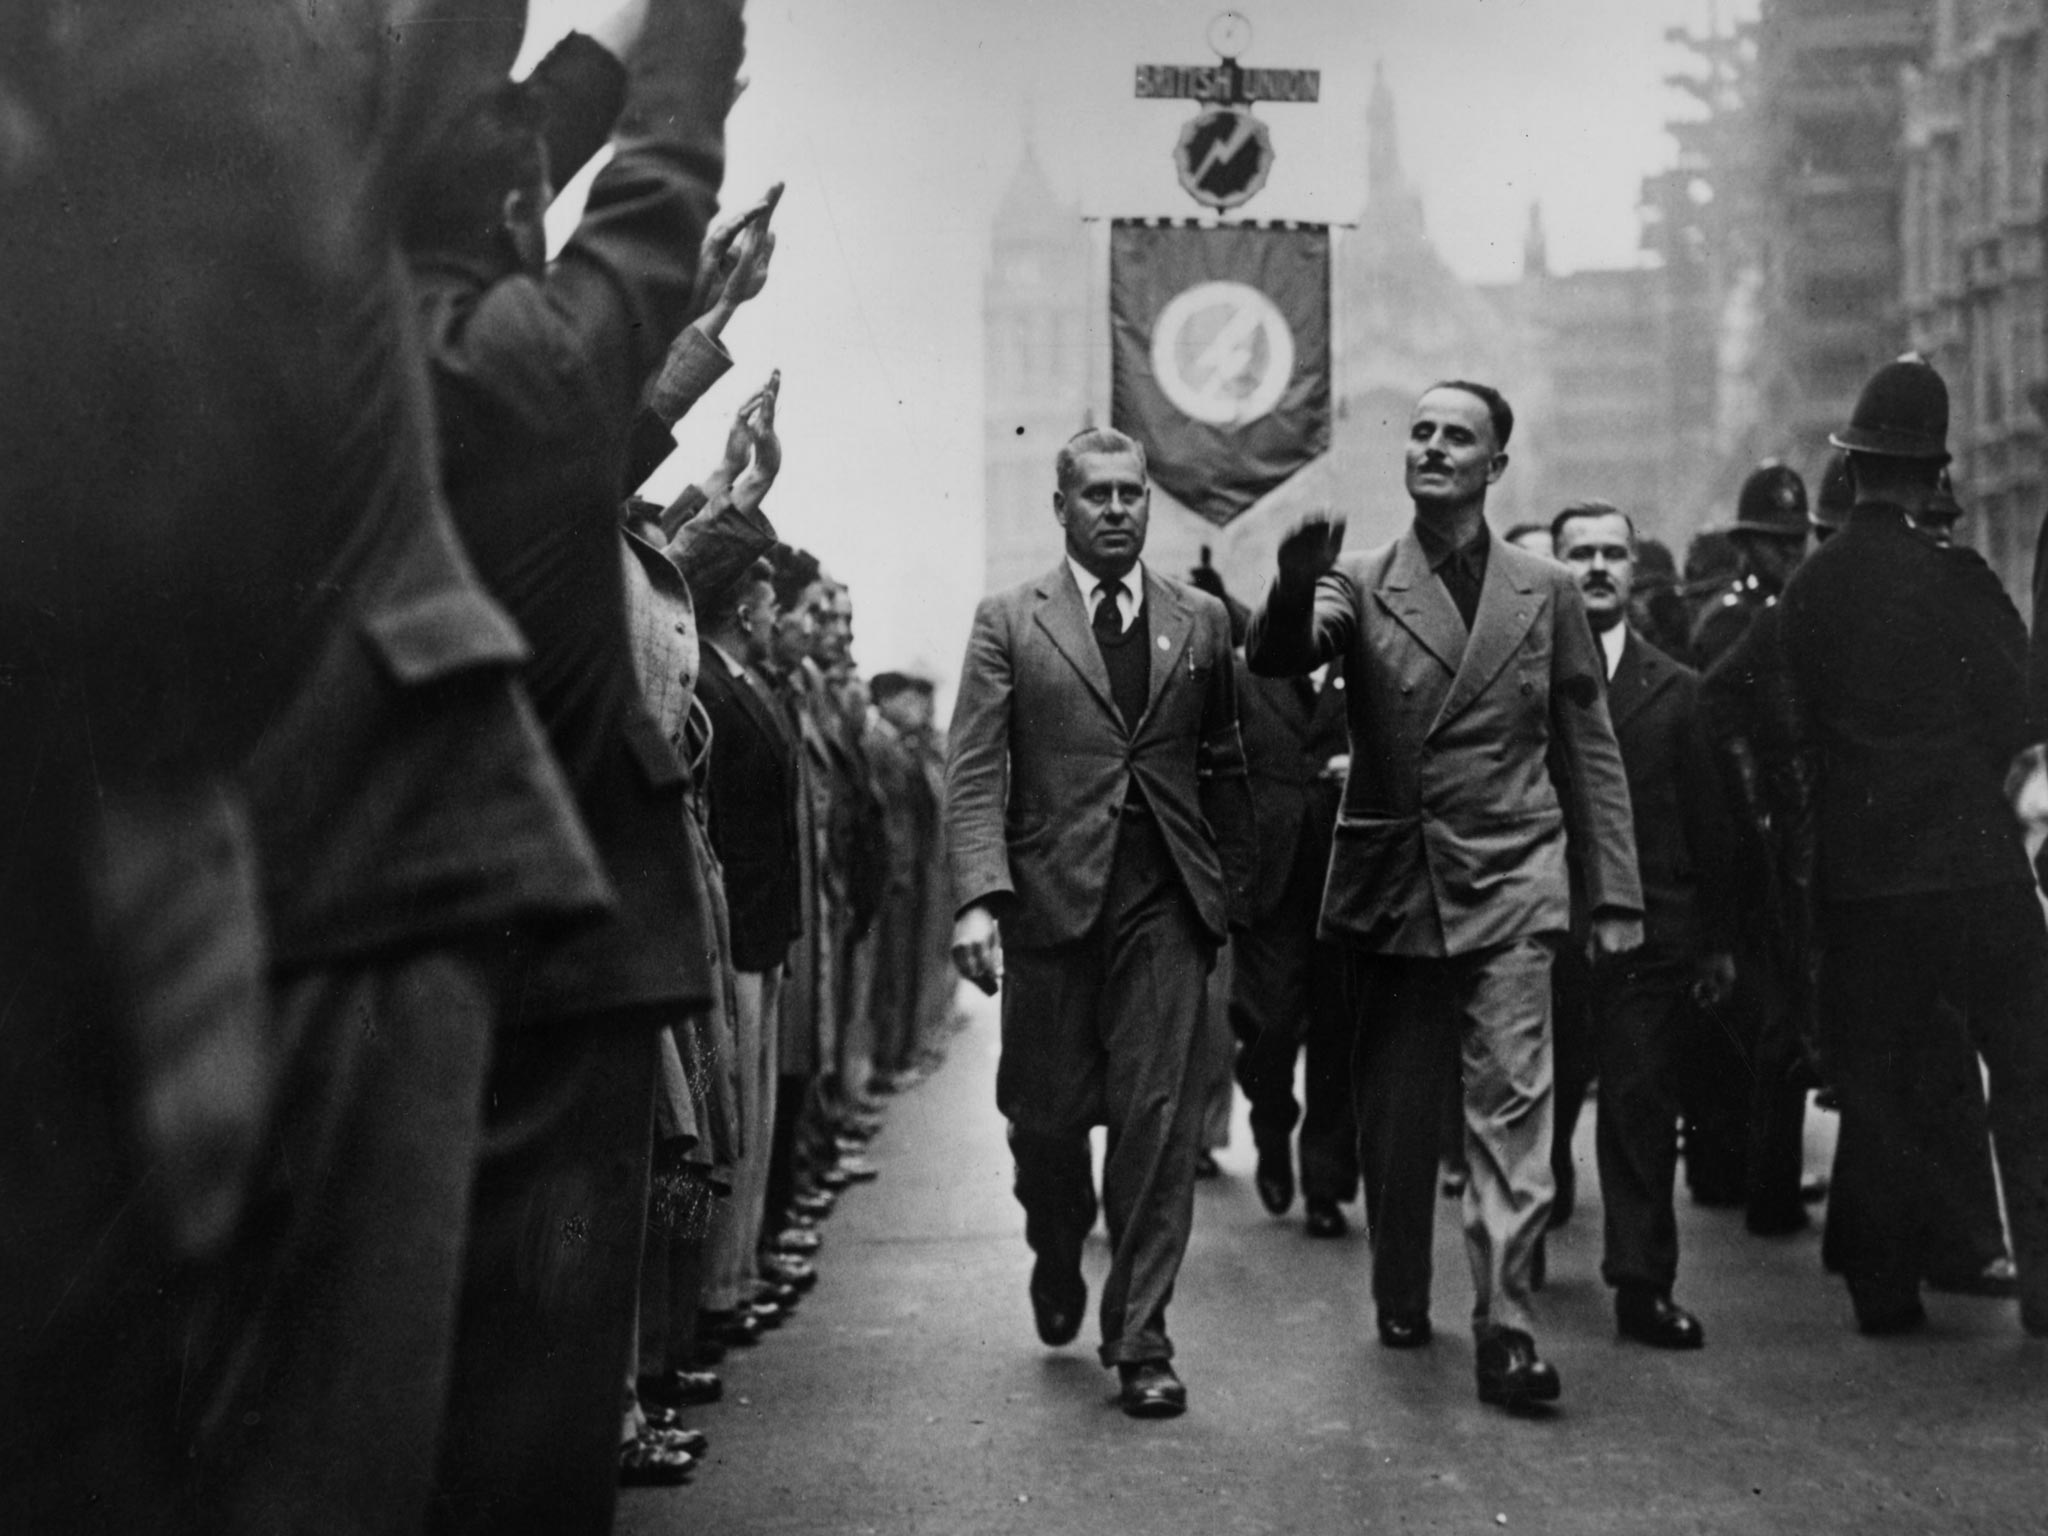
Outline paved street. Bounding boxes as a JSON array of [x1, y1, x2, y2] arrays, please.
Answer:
[[624, 988, 2048, 1536]]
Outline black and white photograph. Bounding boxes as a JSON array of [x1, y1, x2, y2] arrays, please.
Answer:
[[5, 1, 2048, 1531]]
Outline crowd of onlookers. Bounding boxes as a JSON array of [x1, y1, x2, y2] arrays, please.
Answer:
[[0, 2, 961, 1531]]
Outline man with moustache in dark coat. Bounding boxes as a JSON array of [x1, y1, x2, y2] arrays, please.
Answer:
[[1550, 501, 1735, 1349]]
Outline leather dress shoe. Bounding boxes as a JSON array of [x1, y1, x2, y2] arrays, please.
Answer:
[[835, 1154, 881, 1184], [1615, 1288, 1705, 1349], [1377, 1311, 1432, 1349], [637, 1369, 722, 1409], [773, 1226, 822, 1255], [698, 1308, 764, 1349], [1926, 1256, 2017, 1298], [1254, 1141, 1294, 1215], [1856, 1299, 1928, 1337], [815, 1165, 853, 1191], [1475, 1328, 1560, 1410], [1116, 1360, 1187, 1419], [1029, 1258, 1086, 1347], [1745, 1203, 1809, 1238], [789, 1189, 836, 1219], [1303, 1199, 1348, 1239], [759, 1253, 818, 1291], [617, 1431, 694, 1487], [783, 1209, 821, 1233], [639, 1416, 709, 1456]]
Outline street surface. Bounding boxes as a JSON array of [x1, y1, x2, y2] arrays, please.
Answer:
[[623, 987, 2048, 1536]]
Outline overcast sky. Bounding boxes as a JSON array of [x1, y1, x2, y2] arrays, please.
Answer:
[[525, 0, 1759, 684]]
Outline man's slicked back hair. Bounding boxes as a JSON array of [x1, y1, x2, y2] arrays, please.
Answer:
[[1550, 498, 1635, 552], [1428, 379, 1515, 452], [1056, 427, 1148, 493]]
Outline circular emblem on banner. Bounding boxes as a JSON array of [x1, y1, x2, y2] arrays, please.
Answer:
[[1174, 105, 1274, 211], [1150, 280, 1296, 428]]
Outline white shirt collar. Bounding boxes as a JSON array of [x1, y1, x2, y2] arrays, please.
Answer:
[[1598, 620, 1627, 680], [1067, 554, 1145, 632]]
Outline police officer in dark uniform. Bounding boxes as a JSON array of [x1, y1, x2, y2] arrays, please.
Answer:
[[1690, 463, 1811, 670], [1777, 358, 2048, 1336], [1686, 464, 1812, 1226]]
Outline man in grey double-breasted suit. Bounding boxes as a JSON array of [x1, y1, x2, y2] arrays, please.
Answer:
[[946, 427, 1255, 1419], [1248, 382, 1642, 1411]]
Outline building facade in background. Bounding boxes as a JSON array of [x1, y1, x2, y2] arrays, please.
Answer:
[[1752, 1, 1924, 479], [982, 140, 1093, 595], [1903, 0, 2044, 598], [983, 16, 2048, 606]]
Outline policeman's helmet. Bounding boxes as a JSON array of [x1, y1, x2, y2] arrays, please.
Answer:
[[1731, 461, 1809, 538], [1830, 354, 1952, 465]]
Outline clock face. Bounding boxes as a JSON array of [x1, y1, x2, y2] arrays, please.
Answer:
[[1208, 11, 1252, 59]]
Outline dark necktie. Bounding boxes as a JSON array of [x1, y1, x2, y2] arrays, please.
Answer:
[[1093, 578, 1127, 639]]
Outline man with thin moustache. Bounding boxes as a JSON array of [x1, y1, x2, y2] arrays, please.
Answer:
[[946, 426, 1255, 1418], [1550, 500, 1734, 1350], [1248, 382, 1642, 1412]]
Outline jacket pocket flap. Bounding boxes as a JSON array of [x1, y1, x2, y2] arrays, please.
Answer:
[[363, 591, 529, 686], [623, 709, 689, 790]]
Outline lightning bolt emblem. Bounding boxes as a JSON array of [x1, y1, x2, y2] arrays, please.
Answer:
[[1189, 114, 1258, 185]]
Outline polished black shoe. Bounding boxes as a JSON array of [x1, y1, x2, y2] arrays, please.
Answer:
[[1029, 1258, 1086, 1347], [1303, 1198, 1348, 1239], [1376, 1311, 1432, 1349], [1926, 1257, 2017, 1298], [1254, 1141, 1295, 1215], [1193, 1149, 1222, 1180], [1857, 1299, 1928, 1337], [638, 1369, 722, 1409], [1475, 1328, 1561, 1410], [789, 1189, 835, 1219], [1745, 1203, 1810, 1237], [835, 1154, 881, 1184], [1116, 1360, 1187, 1419], [698, 1308, 764, 1349], [759, 1253, 818, 1291], [1615, 1288, 1705, 1349]]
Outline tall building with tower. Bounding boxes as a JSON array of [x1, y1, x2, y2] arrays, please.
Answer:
[[981, 138, 1092, 594]]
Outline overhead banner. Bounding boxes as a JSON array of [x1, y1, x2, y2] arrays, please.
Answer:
[[1110, 221, 1330, 527]]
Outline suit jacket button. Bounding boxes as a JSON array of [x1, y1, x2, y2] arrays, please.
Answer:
[[1401, 682, 1414, 695], [1521, 680, 1534, 695]]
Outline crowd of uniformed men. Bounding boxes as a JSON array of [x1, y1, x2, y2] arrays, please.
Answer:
[[1, 1, 962, 1530]]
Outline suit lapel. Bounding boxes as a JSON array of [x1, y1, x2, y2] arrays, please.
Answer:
[[1431, 543, 1541, 737], [1372, 530, 1466, 676], [1137, 571, 1193, 733], [1607, 628, 1668, 733], [1031, 564, 1122, 726], [714, 645, 786, 755]]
